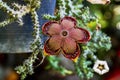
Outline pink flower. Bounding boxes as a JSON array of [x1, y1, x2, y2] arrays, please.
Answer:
[[42, 16, 90, 62], [87, 0, 110, 5]]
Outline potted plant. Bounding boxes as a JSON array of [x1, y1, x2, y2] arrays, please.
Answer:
[[0, 0, 112, 80]]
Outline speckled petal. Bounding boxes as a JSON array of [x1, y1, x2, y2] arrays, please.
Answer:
[[44, 35, 62, 55], [62, 37, 80, 62], [42, 21, 61, 36], [60, 16, 77, 30], [69, 27, 91, 43]]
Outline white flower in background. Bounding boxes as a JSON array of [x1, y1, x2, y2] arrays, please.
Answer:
[[87, 0, 110, 5], [93, 60, 109, 75]]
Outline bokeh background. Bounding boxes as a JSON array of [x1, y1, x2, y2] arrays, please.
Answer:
[[0, 0, 120, 80]]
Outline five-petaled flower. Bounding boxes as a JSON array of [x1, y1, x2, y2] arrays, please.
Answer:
[[93, 60, 109, 75], [42, 16, 90, 62]]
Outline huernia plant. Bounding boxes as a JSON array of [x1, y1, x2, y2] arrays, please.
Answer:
[[0, 0, 112, 80]]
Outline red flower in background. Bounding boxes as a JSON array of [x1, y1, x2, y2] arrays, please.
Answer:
[[117, 48, 120, 58], [42, 16, 90, 62], [105, 67, 120, 80], [105, 48, 120, 80]]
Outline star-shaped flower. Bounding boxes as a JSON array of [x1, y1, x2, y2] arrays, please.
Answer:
[[42, 16, 90, 62], [87, 0, 110, 5], [93, 60, 109, 75]]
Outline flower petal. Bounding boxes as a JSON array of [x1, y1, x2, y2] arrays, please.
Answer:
[[60, 16, 77, 30], [44, 35, 62, 55], [42, 21, 61, 36], [61, 38, 80, 62], [69, 27, 91, 43], [87, 0, 110, 5]]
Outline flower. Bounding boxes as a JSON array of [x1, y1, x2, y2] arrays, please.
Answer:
[[105, 66, 120, 80], [93, 60, 109, 75], [87, 0, 110, 5], [42, 16, 90, 62], [117, 49, 120, 58]]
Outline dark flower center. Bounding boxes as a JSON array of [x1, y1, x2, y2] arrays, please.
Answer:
[[97, 64, 105, 71], [62, 31, 68, 36]]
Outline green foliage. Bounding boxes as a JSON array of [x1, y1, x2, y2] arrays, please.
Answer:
[[46, 56, 72, 76], [15, 2, 43, 80], [0, 0, 43, 80], [43, 0, 111, 79], [75, 30, 111, 79], [0, 0, 112, 80], [43, 14, 58, 20]]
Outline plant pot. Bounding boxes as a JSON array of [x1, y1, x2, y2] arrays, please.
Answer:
[[0, 0, 56, 53]]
